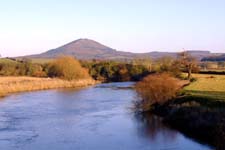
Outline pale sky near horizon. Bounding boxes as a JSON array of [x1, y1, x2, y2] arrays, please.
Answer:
[[0, 0, 225, 57]]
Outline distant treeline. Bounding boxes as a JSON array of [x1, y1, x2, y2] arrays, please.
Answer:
[[0, 57, 152, 82], [0, 57, 89, 80], [82, 61, 150, 82], [199, 61, 225, 70], [81, 54, 196, 81], [3, 52, 222, 81], [202, 54, 225, 61], [1, 56, 182, 82], [0, 58, 48, 77]]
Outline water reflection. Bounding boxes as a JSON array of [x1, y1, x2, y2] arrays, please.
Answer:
[[134, 113, 177, 142], [133, 113, 213, 150]]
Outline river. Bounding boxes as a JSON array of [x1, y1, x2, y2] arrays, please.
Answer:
[[0, 82, 212, 150]]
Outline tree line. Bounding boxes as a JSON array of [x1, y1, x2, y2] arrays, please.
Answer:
[[0, 51, 199, 81]]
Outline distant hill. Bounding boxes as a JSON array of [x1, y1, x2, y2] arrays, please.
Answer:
[[202, 54, 225, 61], [27, 39, 138, 60], [144, 50, 212, 60], [23, 38, 221, 60]]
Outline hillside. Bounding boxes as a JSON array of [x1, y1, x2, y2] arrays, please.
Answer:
[[23, 38, 219, 60], [28, 39, 137, 60]]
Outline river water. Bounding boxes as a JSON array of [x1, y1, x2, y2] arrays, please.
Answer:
[[0, 82, 212, 150]]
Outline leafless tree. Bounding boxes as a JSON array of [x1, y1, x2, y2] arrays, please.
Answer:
[[177, 51, 197, 80]]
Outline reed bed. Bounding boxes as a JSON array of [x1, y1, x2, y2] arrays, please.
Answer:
[[0, 76, 97, 97]]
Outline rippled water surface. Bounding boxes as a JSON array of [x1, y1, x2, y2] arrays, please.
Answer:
[[0, 82, 212, 150]]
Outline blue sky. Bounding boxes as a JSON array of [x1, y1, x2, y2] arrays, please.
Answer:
[[0, 0, 225, 57]]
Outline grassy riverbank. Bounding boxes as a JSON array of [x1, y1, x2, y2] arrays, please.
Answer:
[[184, 74, 225, 101], [163, 74, 225, 149], [135, 73, 225, 149], [0, 76, 97, 97]]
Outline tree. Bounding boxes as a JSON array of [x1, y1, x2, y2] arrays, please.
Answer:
[[156, 56, 174, 72], [132, 58, 152, 72], [155, 56, 181, 77], [177, 51, 197, 80]]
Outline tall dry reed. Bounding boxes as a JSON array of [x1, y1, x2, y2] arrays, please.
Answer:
[[0, 76, 97, 97]]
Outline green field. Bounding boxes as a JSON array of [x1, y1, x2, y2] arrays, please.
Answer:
[[184, 74, 225, 101]]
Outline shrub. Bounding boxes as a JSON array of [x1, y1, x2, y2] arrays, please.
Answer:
[[0, 59, 46, 76], [135, 73, 180, 111], [47, 56, 90, 80], [190, 77, 197, 82]]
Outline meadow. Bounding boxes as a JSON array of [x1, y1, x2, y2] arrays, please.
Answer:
[[184, 73, 225, 101]]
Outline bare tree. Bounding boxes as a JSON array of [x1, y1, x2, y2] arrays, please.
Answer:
[[177, 51, 197, 80]]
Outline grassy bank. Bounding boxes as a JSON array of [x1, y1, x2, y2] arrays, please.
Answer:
[[184, 73, 225, 101], [135, 73, 225, 149], [0, 76, 97, 97], [163, 74, 225, 149]]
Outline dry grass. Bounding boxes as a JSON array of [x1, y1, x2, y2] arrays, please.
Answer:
[[0, 76, 97, 97]]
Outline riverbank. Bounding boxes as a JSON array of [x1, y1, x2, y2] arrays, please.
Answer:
[[149, 97, 225, 149], [0, 76, 98, 97], [144, 74, 225, 149]]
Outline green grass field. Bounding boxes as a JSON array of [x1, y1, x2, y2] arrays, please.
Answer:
[[184, 74, 225, 101]]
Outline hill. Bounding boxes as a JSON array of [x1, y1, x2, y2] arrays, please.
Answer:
[[23, 38, 219, 60], [27, 39, 137, 60]]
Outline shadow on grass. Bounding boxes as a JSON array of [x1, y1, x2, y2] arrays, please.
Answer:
[[176, 90, 225, 108], [186, 90, 225, 99]]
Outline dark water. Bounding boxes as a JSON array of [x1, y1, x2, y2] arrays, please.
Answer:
[[0, 82, 212, 150]]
